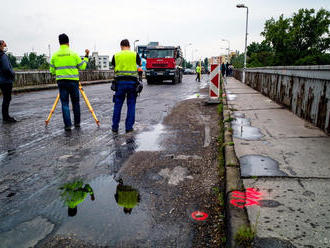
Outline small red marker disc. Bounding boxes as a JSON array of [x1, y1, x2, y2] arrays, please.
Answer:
[[191, 211, 208, 221]]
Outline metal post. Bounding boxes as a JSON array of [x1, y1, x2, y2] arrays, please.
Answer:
[[134, 40, 139, 52], [243, 7, 248, 84], [237, 4, 249, 84]]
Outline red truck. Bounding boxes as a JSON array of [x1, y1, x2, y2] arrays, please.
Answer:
[[144, 45, 183, 84]]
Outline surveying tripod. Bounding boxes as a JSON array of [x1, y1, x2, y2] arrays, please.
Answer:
[[45, 83, 100, 127]]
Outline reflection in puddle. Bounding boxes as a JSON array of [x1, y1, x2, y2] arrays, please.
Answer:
[[115, 179, 140, 215], [232, 113, 264, 140], [59, 180, 95, 217], [54, 176, 147, 246], [136, 124, 164, 151], [227, 94, 237, 101]]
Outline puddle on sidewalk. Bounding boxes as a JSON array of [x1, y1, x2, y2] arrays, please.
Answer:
[[240, 155, 288, 177], [232, 113, 264, 140], [135, 124, 165, 152], [226, 90, 237, 101]]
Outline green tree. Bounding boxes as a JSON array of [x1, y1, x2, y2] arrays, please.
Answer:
[[204, 57, 209, 71], [231, 51, 244, 68], [246, 41, 274, 67], [19, 53, 49, 70], [261, 8, 330, 65], [7, 54, 17, 68], [247, 41, 272, 57]]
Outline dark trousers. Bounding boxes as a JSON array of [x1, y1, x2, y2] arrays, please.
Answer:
[[0, 83, 13, 119], [57, 80, 80, 127], [196, 73, 200, 82], [112, 81, 136, 132]]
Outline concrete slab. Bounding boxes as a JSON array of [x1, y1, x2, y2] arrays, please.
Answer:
[[243, 178, 330, 248], [235, 109, 327, 139], [234, 137, 330, 178], [227, 93, 281, 110]]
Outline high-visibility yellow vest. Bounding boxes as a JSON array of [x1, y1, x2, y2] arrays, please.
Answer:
[[49, 45, 88, 81], [196, 66, 201, 73], [114, 50, 137, 78], [117, 188, 139, 209]]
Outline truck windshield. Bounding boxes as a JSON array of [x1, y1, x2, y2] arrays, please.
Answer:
[[147, 49, 175, 58]]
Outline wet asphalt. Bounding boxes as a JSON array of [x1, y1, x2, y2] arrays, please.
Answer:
[[0, 75, 209, 247]]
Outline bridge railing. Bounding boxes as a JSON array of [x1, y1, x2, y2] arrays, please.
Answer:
[[13, 70, 114, 88], [233, 65, 330, 134]]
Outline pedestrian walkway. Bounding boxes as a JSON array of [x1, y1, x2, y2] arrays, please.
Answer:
[[225, 77, 330, 248]]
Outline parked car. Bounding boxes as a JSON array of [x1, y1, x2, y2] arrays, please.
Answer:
[[184, 68, 194, 74]]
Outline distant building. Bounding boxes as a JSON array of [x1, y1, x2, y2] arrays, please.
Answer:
[[147, 42, 159, 47], [91, 52, 109, 70]]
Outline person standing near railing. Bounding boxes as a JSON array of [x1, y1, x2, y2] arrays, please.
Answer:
[[0, 40, 17, 123]]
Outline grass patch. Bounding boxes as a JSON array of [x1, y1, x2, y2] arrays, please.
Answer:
[[222, 142, 234, 149], [234, 211, 260, 247], [224, 117, 236, 123], [217, 103, 223, 115], [213, 187, 225, 207], [234, 225, 256, 248]]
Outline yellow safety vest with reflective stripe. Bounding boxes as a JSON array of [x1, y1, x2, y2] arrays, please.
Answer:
[[49, 45, 88, 81], [114, 50, 137, 78], [196, 66, 201, 73]]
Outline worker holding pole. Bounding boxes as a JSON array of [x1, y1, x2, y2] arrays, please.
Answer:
[[49, 33, 89, 131]]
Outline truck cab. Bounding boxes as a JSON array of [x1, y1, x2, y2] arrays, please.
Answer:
[[144, 46, 183, 84]]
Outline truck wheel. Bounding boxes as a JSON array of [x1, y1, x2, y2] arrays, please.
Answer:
[[147, 79, 153, 84]]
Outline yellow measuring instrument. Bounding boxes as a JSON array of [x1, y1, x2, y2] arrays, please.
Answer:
[[79, 83, 100, 126], [45, 83, 100, 127], [45, 93, 60, 126]]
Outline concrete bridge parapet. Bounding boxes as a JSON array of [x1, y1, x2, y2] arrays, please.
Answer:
[[13, 70, 114, 88], [233, 65, 330, 134]]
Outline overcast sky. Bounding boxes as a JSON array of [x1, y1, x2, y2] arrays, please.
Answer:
[[2, 0, 328, 61]]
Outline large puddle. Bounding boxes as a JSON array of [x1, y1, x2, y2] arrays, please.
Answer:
[[0, 175, 150, 247]]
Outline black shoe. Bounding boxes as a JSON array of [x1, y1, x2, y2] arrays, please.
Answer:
[[74, 123, 80, 128], [64, 126, 72, 131], [126, 129, 134, 133], [112, 129, 118, 134], [3, 117, 17, 123]]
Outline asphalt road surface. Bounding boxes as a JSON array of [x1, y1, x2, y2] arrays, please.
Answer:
[[0, 75, 224, 247]]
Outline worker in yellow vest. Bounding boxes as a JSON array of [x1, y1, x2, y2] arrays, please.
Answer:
[[50, 33, 89, 131], [59, 180, 95, 217], [195, 64, 201, 82], [111, 39, 142, 133], [114, 179, 140, 214]]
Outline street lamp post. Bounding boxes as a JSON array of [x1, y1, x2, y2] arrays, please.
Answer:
[[236, 4, 248, 84], [192, 49, 198, 63], [221, 39, 230, 63], [184, 43, 192, 60], [133, 40, 139, 52], [183, 43, 192, 68]]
